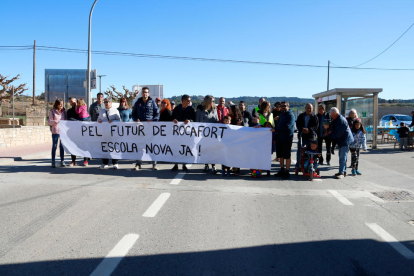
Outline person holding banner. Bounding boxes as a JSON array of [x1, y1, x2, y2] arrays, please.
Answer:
[[131, 87, 160, 170], [98, 98, 121, 169], [118, 98, 132, 122], [217, 97, 228, 123], [159, 99, 173, 122], [171, 94, 195, 172], [196, 95, 219, 174], [48, 99, 67, 168], [67, 97, 89, 167], [258, 101, 274, 127]]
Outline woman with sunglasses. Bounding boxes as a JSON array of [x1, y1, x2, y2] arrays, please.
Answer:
[[159, 99, 173, 122], [118, 97, 132, 122]]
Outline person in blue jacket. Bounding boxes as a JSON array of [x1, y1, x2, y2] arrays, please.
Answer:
[[328, 107, 354, 179], [274, 101, 295, 179], [131, 87, 160, 170]]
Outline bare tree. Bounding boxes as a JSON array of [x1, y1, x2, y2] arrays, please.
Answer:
[[104, 85, 139, 103], [0, 74, 28, 117]]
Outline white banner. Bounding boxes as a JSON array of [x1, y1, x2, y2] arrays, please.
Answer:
[[59, 121, 272, 170]]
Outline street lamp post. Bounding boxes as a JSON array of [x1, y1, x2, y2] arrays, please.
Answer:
[[87, 0, 99, 108], [98, 75, 106, 93]]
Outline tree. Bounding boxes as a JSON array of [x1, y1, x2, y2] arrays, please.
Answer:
[[104, 85, 139, 104], [0, 74, 28, 117]]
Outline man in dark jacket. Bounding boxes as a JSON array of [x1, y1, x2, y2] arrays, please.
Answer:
[[316, 103, 332, 165], [295, 103, 319, 168], [239, 101, 253, 127], [274, 101, 295, 179], [328, 107, 354, 179], [131, 87, 160, 170], [171, 94, 195, 172]]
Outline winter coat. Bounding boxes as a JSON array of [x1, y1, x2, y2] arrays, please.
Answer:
[[75, 105, 89, 119], [296, 112, 319, 141], [159, 109, 173, 122], [196, 108, 219, 123], [89, 101, 105, 122], [217, 106, 229, 123], [118, 108, 132, 122], [275, 109, 295, 142], [67, 107, 79, 121], [350, 129, 367, 150], [328, 114, 354, 147], [241, 111, 253, 127], [317, 112, 332, 137], [397, 126, 410, 138], [98, 107, 121, 122], [48, 108, 67, 135], [132, 97, 159, 122], [172, 104, 195, 122]]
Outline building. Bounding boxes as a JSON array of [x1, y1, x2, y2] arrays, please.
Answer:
[[132, 84, 164, 105]]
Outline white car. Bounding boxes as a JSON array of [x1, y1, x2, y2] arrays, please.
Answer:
[[379, 114, 412, 127]]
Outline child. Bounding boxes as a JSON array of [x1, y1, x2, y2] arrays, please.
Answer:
[[349, 119, 367, 176], [251, 116, 261, 127], [75, 99, 90, 121], [304, 140, 320, 174], [221, 116, 232, 176], [397, 122, 410, 150]]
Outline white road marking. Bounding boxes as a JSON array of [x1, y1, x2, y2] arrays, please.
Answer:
[[90, 234, 139, 276], [365, 223, 414, 259], [312, 178, 322, 182], [328, 190, 354, 205], [142, 193, 171, 217], [170, 164, 192, 185]]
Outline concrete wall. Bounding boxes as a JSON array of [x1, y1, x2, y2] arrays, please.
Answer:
[[0, 126, 52, 148]]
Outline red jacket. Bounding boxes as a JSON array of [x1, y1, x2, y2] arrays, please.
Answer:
[[217, 106, 229, 123]]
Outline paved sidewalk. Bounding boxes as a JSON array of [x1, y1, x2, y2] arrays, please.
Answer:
[[0, 142, 50, 164]]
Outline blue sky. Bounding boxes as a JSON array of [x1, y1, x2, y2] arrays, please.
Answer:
[[2, 0, 413, 100]]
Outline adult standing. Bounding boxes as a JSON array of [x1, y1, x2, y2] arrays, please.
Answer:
[[258, 101, 274, 127], [132, 87, 160, 170], [316, 103, 332, 165], [295, 103, 318, 168], [239, 101, 253, 127], [98, 98, 121, 169], [159, 99, 173, 122], [196, 95, 219, 174], [48, 99, 67, 168], [89, 92, 105, 122], [274, 101, 295, 179], [328, 107, 354, 179], [229, 105, 243, 126], [346, 109, 358, 130], [67, 97, 89, 167], [217, 97, 228, 123], [272, 102, 281, 121], [171, 94, 195, 172], [118, 97, 132, 122], [252, 97, 265, 118], [170, 101, 176, 111], [155, 97, 162, 109]]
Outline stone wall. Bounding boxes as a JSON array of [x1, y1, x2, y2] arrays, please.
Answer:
[[0, 126, 52, 148], [25, 105, 46, 126]]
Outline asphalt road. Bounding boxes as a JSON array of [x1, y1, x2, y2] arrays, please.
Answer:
[[1, 141, 414, 276]]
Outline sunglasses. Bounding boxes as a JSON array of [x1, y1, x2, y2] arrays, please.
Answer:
[[104, 101, 109, 104], [161, 102, 167, 104]]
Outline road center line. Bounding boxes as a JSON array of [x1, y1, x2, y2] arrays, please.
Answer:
[[365, 223, 414, 259], [170, 164, 192, 185], [328, 189, 354, 205], [143, 193, 171, 217], [90, 234, 139, 276]]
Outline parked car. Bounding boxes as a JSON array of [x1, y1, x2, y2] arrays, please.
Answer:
[[379, 114, 412, 127]]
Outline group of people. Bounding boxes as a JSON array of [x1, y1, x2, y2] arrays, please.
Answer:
[[47, 87, 374, 179]]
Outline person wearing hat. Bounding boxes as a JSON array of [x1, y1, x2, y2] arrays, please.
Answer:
[[155, 97, 162, 109], [409, 110, 414, 128]]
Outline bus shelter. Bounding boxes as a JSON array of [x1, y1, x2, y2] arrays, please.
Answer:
[[312, 88, 383, 149]]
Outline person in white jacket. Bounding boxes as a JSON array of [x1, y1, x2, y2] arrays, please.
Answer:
[[98, 98, 121, 169]]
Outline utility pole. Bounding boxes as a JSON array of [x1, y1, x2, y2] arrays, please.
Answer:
[[327, 60, 330, 92], [87, 0, 99, 108], [98, 75, 106, 93], [33, 40, 36, 105], [12, 87, 15, 128]]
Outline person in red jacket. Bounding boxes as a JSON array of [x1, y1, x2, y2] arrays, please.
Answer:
[[217, 97, 229, 123]]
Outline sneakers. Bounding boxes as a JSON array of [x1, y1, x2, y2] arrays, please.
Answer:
[[331, 149, 335, 155], [327, 161, 331, 165], [100, 164, 109, 169], [282, 171, 290, 179], [335, 173, 344, 179], [83, 160, 89, 166], [356, 170, 362, 175], [171, 165, 178, 171], [203, 164, 210, 172], [60, 161, 66, 167], [51, 162, 56, 168], [182, 165, 189, 172], [113, 164, 119, 170], [212, 166, 218, 174], [152, 164, 158, 171], [134, 164, 142, 171], [68, 162, 75, 167], [274, 170, 285, 177], [351, 169, 356, 176]]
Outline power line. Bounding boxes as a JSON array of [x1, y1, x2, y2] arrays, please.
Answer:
[[1, 45, 414, 71]]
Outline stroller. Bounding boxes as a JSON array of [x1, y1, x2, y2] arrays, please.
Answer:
[[294, 146, 321, 181]]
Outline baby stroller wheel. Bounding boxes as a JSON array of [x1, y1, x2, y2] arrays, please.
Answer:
[[309, 170, 314, 181]]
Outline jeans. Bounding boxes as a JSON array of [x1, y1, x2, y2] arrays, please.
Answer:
[[400, 137, 408, 150], [338, 145, 350, 174], [51, 134, 64, 162]]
